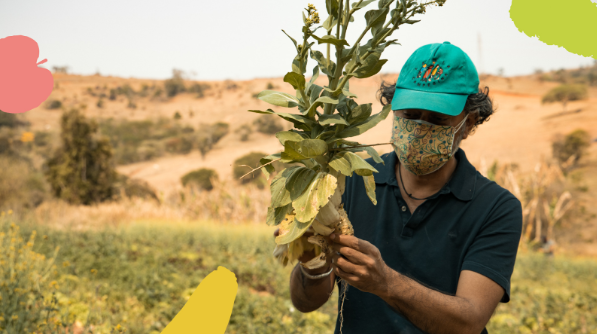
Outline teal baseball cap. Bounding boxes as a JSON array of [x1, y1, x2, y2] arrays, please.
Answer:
[[391, 41, 479, 116]]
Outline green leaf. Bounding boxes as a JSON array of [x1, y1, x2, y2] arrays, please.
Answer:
[[267, 203, 292, 226], [404, 19, 421, 24], [275, 216, 314, 245], [293, 172, 338, 223], [309, 84, 324, 104], [257, 90, 300, 108], [342, 89, 358, 98], [348, 145, 384, 164], [329, 151, 379, 176], [318, 114, 349, 126], [276, 131, 305, 146], [363, 175, 377, 205], [260, 153, 282, 179], [365, 8, 388, 36], [285, 167, 318, 200], [306, 66, 320, 92], [349, 103, 372, 124], [311, 34, 350, 47], [337, 104, 391, 138], [353, 0, 377, 9], [310, 50, 335, 77], [282, 139, 328, 161], [378, 0, 392, 8], [281, 30, 298, 52], [322, 15, 338, 31], [353, 53, 388, 78], [248, 109, 315, 131], [271, 167, 301, 208], [284, 72, 306, 91], [313, 95, 339, 105], [326, 0, 340, 16]]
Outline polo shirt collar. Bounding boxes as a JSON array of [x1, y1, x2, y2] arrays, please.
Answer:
[[372, 149, 477, 202]]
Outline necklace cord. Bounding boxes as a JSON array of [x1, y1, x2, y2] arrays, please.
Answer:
[[398, 163, 451, 201]]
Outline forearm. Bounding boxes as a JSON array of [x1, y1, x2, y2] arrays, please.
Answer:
[[289, 262, 335, 313], [378, 269, 484, 334]]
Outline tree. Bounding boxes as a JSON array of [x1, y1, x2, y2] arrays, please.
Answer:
[[552, 129, 591, 165], [164, 69, 186, 98], [541, 84, 588, 112], [44, 108, 117, 205]]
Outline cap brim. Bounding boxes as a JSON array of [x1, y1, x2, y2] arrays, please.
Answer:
[[390, 88, 468, 116]]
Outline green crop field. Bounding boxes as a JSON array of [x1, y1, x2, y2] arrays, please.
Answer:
[[1, 216, 596, 334]]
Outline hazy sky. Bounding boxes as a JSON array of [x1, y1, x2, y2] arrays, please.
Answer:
[[1, 0, 595, 81]]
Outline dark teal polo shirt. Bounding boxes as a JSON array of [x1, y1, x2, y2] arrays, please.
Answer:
[[333, 149, 522, 334]]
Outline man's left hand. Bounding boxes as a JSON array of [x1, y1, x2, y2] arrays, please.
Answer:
[[329, 233, 391, 296]]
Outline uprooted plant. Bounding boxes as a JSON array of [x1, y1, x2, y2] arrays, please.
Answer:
[[246, 0, 447, 275]]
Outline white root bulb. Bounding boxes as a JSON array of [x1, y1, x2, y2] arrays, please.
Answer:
[[274, 174, 354, 269]]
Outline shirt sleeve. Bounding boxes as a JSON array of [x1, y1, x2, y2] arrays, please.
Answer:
[[461, 196, 523, 303]]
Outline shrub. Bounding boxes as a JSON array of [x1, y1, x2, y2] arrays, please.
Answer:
[[253, 115, 283, 134], [33, 131, 51, 147], [164, 135, 194, 154], [196, 122, 230, 158], [0, 156, 48, 209], [96, 98, 105, 108], [45, 99, 62, 110], [233, 152, 268, 186], [181, 168, 218, 191], [109, 89, 117, 100], [235, 124, 252, 142], [210, 122, 229, 143], [552, 129, 591, 164], [188, 83, 210, 98], [44, 109, 117, 205], [266, 82, 275, 89], [0, 221, 64, 333], [136, 140, 165, 161], [113, 174, 158, 201], [541, 84, 588, 111], [164, 69, 186, 98], [0, 112, 29, 128], [127, 98, 136, 109]]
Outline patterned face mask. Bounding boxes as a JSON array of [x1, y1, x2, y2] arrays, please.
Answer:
[[391, 115, 467, 176]]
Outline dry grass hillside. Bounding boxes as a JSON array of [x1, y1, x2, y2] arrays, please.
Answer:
[[23, 72, 597, 188], [17, 70, 597, 256]]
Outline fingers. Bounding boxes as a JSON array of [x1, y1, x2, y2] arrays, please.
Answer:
[[331, 244, 370, 266], [333, 258, 361, 281], [330, 233, 377, 257]]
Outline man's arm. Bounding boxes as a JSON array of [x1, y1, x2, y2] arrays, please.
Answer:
[[330, 233, 505, 334], [377, 269, 503, 334]]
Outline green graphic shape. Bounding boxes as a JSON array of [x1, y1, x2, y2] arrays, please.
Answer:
[[510, 0, 597, 59]]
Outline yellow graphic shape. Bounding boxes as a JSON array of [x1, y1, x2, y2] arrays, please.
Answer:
[[510, 0, 597, 59], [161, 266, 238, 334]]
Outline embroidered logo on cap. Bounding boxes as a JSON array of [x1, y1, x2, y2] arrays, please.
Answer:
[[413, 61, 449, 86]]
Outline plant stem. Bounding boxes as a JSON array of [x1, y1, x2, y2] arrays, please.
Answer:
[[239, 158, 282, 180], [330, 142, 392, 151]]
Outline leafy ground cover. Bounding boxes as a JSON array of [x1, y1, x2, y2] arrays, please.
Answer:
[[2, 215, 596, 333]]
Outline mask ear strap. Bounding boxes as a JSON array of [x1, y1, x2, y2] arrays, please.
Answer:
[[454, 116, 467, 132]]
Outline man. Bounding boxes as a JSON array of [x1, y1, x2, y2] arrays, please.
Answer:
[[275, 41, 523, 334]]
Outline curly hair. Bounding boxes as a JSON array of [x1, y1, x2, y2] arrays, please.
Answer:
[[377, 81, 496, 134]]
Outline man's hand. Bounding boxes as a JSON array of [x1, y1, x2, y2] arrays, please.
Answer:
[[329, 232, 391, 296]]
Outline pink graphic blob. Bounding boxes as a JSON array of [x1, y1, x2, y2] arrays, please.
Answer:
[[0, 35, 54, 114]]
